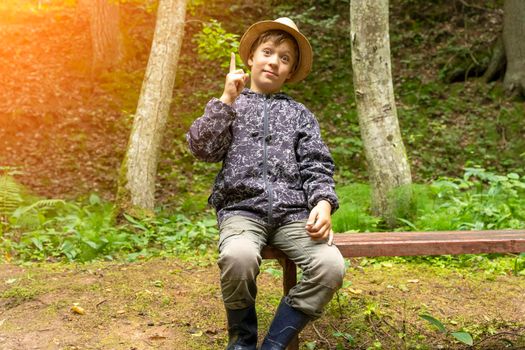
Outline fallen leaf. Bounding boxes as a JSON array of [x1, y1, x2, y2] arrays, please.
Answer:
[[71, 305, 85, 315], [5, 278, 17, 285], [349, 288, 363, 294], [407, 279, 419, 283]]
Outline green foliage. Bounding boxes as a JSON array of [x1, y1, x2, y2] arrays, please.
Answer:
[[335, 168, 525, 233], [10, 199, 67, 230], [1, 180, 219, 262], [3, 195, 121, 262], [514, 253, 525, 276], [193, 19, 242, 69], [120, 213, 218, 260], [332, 330, 355, 348], [0, 175, 24, 218], [332, 184, 381, 233], [403, 167, 525, 231], [420, 314, 473, 346], [187, 0, 205, 16]]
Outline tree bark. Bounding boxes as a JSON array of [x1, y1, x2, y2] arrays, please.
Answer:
[[503, 0, 525, 97], [117, 0, 188, 217], [81, 0, 123, 75], [483, 36, 506, 83], [350, 0, 413, 226]]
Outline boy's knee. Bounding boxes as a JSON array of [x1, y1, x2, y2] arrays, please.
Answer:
[[312, 251, 346, 289], [218, 239, 261, 280], [325, 253, 346, 286]]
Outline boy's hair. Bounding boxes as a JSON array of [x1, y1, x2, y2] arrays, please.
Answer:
[[249, 30, 300, 73]]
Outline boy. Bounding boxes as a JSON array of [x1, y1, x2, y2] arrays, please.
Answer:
[[187, 17, 345, 350]]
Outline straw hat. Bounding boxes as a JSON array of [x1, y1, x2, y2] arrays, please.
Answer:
[[239, 17, 313, 83]]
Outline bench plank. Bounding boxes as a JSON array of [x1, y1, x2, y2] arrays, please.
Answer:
[[261, 230, 525, 258]]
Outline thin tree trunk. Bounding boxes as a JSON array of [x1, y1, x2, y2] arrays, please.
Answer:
[[503, 0, 525, 97], [350, 0, 413, 226], [84, 0, 123, 75], [116, 0, 188, 217]]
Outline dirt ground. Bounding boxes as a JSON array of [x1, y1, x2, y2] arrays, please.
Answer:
[[0, 257, 524, 350]]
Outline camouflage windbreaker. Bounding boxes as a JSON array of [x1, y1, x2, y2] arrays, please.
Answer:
[[186, 88, 339, 227]]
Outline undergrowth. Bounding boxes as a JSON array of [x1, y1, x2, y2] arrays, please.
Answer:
[[0, 178, 218, 263], [1, 168, 524, 278]]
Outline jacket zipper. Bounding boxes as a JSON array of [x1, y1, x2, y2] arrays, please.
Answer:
[[263, 95, 273, 225]]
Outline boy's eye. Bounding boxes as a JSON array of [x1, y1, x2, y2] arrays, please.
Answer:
[[262, 48, 271, 55], [281, 55, 290, 63]]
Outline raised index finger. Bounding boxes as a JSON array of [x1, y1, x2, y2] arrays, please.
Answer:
[[229, 52, 236, 73]]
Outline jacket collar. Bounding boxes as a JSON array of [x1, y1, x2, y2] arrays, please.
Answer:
[[241, 88, 291, 100]]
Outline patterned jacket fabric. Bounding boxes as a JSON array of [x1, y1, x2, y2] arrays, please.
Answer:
[[187, 88, 339, 227]]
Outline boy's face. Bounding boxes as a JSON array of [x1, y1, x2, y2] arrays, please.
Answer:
[[248, 39, 296, 94]]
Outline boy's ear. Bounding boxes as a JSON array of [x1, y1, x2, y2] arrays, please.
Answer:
[[247, 55, 253, 68]]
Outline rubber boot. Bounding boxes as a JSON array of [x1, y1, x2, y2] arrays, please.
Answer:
[[226, 305, 258, 350], [260, 299, 311, 350]]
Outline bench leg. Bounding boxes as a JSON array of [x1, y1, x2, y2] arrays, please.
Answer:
[[278, 258, 299, 350]]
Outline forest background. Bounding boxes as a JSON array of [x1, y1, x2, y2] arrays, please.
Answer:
[[0, 0, 524, 349]]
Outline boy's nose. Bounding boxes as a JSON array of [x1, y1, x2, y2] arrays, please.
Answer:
[[268, 54, 279, 66]]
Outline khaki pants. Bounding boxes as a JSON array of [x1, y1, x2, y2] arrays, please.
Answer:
[[218, 215, 346, 319]]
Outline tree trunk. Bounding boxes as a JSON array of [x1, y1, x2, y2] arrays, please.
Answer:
[[503, 0, 525, 97], [116, 0, 188, 217], [82, 0, 123, 76], [350, 0, 413, 226]]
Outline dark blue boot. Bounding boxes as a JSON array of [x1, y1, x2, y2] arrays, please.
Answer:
[[260, 299, 311, 350], [226, 305, 258, 350]]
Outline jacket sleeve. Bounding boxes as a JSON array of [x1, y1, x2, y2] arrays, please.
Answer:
[[186, 98, 236, 163], [296, 108, 339, 213]]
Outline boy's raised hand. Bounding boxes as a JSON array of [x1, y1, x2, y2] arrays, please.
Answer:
[[305, 200, 334, 245], [220, 52, 249, 105]]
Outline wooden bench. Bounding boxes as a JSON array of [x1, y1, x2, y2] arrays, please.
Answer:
[[261, 230, 525, 350]]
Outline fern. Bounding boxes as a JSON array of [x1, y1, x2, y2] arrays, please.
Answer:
[[0, 175, 24, 217], [12, 199, 66, 216], [11, 199, 67, 229]]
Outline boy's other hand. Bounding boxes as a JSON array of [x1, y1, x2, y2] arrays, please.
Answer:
[[220, 52, 249, 105], [305, 200, 333, 243]]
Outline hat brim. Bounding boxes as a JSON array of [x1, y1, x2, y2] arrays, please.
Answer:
[[239, 20, 313, 84]]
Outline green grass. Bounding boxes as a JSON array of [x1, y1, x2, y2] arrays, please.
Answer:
[[332, 183, 379, 233]]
